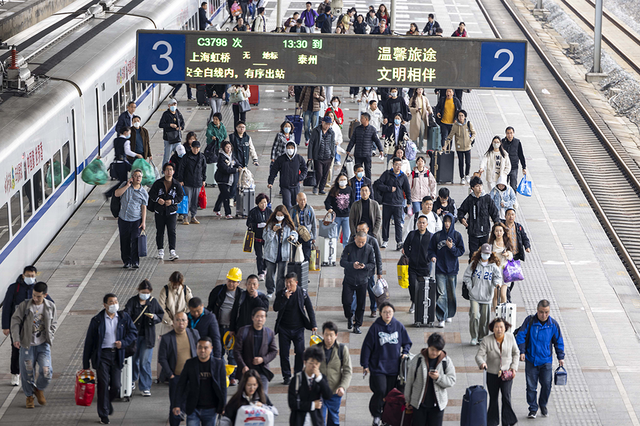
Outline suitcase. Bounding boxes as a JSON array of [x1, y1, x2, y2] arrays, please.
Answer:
[[120, 356, 133, 401], [460, 369, 488, 426], [287, 260, 309, 291], [414, 266, 437, 327], [429, 150, 455, 183], [196, 84, 207, 106], [348, 120, 360, 139], [236, 188, 255, 218], [320, 237, 337, 266], [248, 85, 260, 105], [495, 303, 517, 332], [426, 126, 442, 151], [381, 388, 413, 426], [286, 108, 304, 145]]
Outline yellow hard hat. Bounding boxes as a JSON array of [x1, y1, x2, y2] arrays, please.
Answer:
[[225, 364, 237, 387], [227, 267, 242, 282], [223, 331, 235, 351], [309, 334, 323, 346]]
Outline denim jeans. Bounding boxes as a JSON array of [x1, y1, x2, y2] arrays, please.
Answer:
[[435, 274, 457, 321], [525, 361, 553, 413], [132, 335, 153, 391], [303, 110, 320, 142], [19, 343, 52, 397], [322, 393, 342, 426], [187, 407, 217, 426], [335, 216, 350, 248], [163, 140, 180, 166]]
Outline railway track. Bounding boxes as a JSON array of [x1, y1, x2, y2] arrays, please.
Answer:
[[475, 0, 640, 290]]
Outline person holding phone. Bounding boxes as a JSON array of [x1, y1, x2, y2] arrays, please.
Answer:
[[124, 280, 164, 397], [114, 170, 148, 269]]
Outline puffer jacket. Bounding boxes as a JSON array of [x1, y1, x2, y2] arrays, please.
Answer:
[[462, 260, 502, 304], [346, 124, 383, 158], [263, 225, 299, 263], [409, 168, 437, 204], [457, 192, 499, 238], [444, 119, 476, 152], [298, 86, 326, 112], [308, 126, 335, 161], [375, 169, 412, 206], [405, 350, 456, 410], [177, 150, 206, 188]]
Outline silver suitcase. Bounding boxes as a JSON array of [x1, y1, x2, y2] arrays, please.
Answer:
[[120, 356, 133, 401], [495, 303, 517, 333], [320, 237, 337, 266]]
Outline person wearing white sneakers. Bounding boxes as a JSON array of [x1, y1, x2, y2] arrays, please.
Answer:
[[149, 162, 183, 261]]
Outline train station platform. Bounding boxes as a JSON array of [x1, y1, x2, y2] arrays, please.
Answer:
[[0, 1, 640, 425]]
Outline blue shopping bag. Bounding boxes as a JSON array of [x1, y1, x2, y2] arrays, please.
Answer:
[[517, 175, 532, 197], [177, 186, 189, 215]]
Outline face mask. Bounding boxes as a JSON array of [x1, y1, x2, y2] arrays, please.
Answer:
[[133, 122, 141, 129], [284, 127, 291, 134], [276, 215, 284, 221], [365, 87, 371, 90], [339, 180, 347, 188], [169, 105, 177, 112], [139, 293, 151, 300], [394, 119, 401, 125], [108, 304, 119, 314], [391, 92, 398, 98], [332, 102, 339, 108], [481, 253, 490, 260], [24, 276, 36, 285], [356, 171, 364, 179], [286, 148, 295, 156], [493, 142, 501, 149]]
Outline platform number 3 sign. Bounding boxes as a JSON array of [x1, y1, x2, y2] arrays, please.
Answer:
[[137, 33, 186, 82]]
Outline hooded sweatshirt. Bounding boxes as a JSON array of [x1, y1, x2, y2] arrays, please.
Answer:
[[427, 213, 465, 275], [457, 191, 499, 238], [360, 317, 412, 376], [462, 259, 502, 304], [268, 145, 307, 189]]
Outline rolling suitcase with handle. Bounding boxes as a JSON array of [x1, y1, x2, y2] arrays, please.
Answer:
[[319, 237, 337, 266], [236, 188, 255, 218], [495, 303, 517, 332], [120, 356, 133, 401], [248, 85, 260, 105], [460, 369, 488, 426], [429, 149, 455, 184], [286, 107, 304, 145], [414, 261, 437, 327], [287, 260, 309, 291]]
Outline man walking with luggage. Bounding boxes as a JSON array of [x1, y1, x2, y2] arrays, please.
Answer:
[[268, 142, 307, 210], [340, 232, 376, 334], [10, 282, 57, 409], [346, 112, 384, 179], [501, 126, 527, 191], [376, 157, 412, 250], [457, 176, 499, 259], [516, 299, 565, 419], [177, 140, 206, 225], [289, 192, 317, 261], [402, 216, 432, 317], [308, 116, 335, 195]]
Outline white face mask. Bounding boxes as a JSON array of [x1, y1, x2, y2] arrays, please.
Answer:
[[339, 180, 347, 188], [286, 148, 295, 156], [24, 276, 36, 285], [332, 102, 339, 108], [276, 215, 284, 221], [493, 142, 501, 149], [133, 122, 141, 129], [391, 92, 398, 98], [481, 253, 491, 260], [139, 293, 151, 300], [107, 304, 119, 314]]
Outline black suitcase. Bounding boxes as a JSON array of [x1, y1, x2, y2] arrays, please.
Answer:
[[287, 260, 309, 291], [196, 84, 207, 106], [414, 270, 437, 327], [236, 188, 255, 218], [460, 369, 488, 426], [429, 150, 455, 183]]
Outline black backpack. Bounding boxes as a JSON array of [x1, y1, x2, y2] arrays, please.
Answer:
[[204, 141, 219, 164], [110, 195, 121, 218]]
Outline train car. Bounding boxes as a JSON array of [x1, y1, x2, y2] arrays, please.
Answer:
[[0, 0, 226, 299]]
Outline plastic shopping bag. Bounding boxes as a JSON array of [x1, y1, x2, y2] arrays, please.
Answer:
[[397, 255, 410, 289], [131, 158, 155, 186], [81, 158, 109, 185], [198, 185, 207, 209], [177, 187, 189, 215], [517, 175, 532, 197], [75, 370, 96, 406], [503, 259, 524, 282]]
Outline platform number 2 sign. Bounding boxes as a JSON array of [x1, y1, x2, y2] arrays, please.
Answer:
[[480, 42, 527, 89], [137, 33, 186, 82]]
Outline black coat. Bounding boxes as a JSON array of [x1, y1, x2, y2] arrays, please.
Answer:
[[159, 110, 185, 143], [187, 309, 222, 358], [246, 206, 273, 241], [457, 193, 500, 238], [124, 296, 164, 348], [82, 310, 137, 370], [215, 153, 241, 186], [273, 286, 317, 334], [229, 132, 252, 168], [207, 285, 245, 331], [148, 178, 183, 215], [375, 169, 412, 206], [235, 292, 269, 331], [288, 372, 333, 426], [157, 329, 200, 376], [198, 7, 211, 30], [268, 153, 307, 189], [346, 124, 383, 158], [383, 124, 409, 147], [434, 96, 462, 124], [339, 241, 376, 285], [177, 150, 207, 187], [308, 126, 335, 161], [423, 19, 441, 35], [2, 276, 53, 329], [115, 111, 133, 135], [501, 220, 531, 261], [175, 356, 227, 415], [403, 230, 432, 273], [501, 137, 526, 171], [383, 97, 410, 122]]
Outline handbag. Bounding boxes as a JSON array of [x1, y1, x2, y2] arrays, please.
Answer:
[[243, 230, 255, 253], [290, 241, 304, 263], [427, 113, 437, 128], [229, 90, 244, 103], [372, 277, 388, 297], [554, 366, 568, 385], [318, 212, 338, 238], [303, 160, 316, 187], [341, 155, 355, 179], [165, 129, 182, 144], [310, 244, 320, 271], [198, 185, 207, 209], [517, 175, 532, 197], [461, 281, 470, 300], [138, 230, 147, 257], [503, 259, 524, 282], [293, 210, 312, 242], [230, 1, 242, 16], [238, 99, 251, 113], [500, 369, 515, 381], [397, 255, 409, 289]]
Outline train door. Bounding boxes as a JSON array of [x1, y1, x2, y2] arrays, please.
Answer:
[[95, 87, 102, 157], [71, 108, 79, 203]]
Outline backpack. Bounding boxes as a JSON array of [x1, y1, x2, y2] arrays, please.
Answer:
[[251, 17, 258, 31], [110, 194, 121, 218], [238, 167, 255, 190], [372, 178, 384, 203], [204, 142, 219, 164], [514, 315, 535, 354], [405, 140, 417, 161]]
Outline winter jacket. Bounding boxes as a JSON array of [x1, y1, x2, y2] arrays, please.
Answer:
[[289, 204, 318, 240], [346, 124, 383, 158], [207, 285, 244, 328], [347, 234, 383, 276], [299, 86, 326, 112], [271, 132, 293, 161], [405, 351, 456, 410], [129, 127, 152, 161], [367, 107, 384, 132], [177, 150, 206, 188], [501, 220, 531, 261], [247, 206, 273, 241], [230, 132, 258, 168], [462, 260, 502, 304], [501, 137, 526, 171], [434, 96, 461, 125], [273, 286, 316, 333], [300, 9, 318, 26], [308, 126, 336, 161], [340, 241, 376, 285], [452, 28, 467, 37], [316, 342, 352, 393], [490, 184, 517, 220], [359, 90, 379, 114], [423, 19, 441, 35], [360, 317, 412, 376], [427, 213, 465, 275], [206, 84, 227, 99], [480, 150, 511, 190], [263, 224, 299, 263], [457, 192, 500, 238], [433, 196, 457, 220], [233, 325, 278, 377], [348, 199, 382, 244], [445, 119, 476, 152], [476, 332, 519, 375], [403, 230, 432, 273], [287, 372, 332, 426], [235, 292, 269, 332], [410, 168, 437, 205], [365, 14, 379, 28], [375, 169, 412, 206], [2, 276, 53, 330], [124, 295, 164, 349], [11, 298, 57, 348], [252, 13, 267, 31], [372, 25, 391, 34], [157, 329, 199, 377], [206, 122, 227, 148], [176, 356, 227, 415], [187, 308, 222, 358], [157, 284, 193, 335], [159, 110, 185, 143], [325, 106, 344, 125], [268, 151, 307, 189], [516, 315, 565, 367], [83, 310, 137, 370], [324, 187, 352, 217], [215, 152, 241, 186], [315, 12, 333, 33], [148, 178, 183, 215]]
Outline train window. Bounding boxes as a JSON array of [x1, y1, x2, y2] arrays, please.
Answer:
[[62, 142, 71, 178], [10, 192, 21, 236], [33, 169, 43, 210], [119, 86, 125, 115], [0, 203, 9, 249], [107, 98, 114, 130], [44, 160, 53, 198], [22, 179, 32, 223], [102, 105, 108, 137], [125, 80, 132, 105], [112, 92, 119, 119], [136, 83, 142, 99], [131, 79, 137, 101], [52, 150, 62, 188]]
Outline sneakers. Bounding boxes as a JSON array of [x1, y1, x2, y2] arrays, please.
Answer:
[[319, 191, 327, 195], [381, 241, 388, 248], [370, 309, 377, 318], [436, 321, 445, 328], [460, 177, 467, 185], [312, 188, 319, 195], [409, 303, 415, 314], [353, 326, 362, 334], [33, 388, 46, 405], [258, 273, 265, 281], [183, 218, 190, 225], [528, 411, 537, 419], [10, 374, 19, 386], [141, 390, 151, 397], [169, 250, 179, 261], [226, 214, 233, 219], [396, 242, 403, 251], [540, 406, 548, 417], [266, 293, 273, 299], [123, 263, 131, 269], [132, 263, 139, 269], [470, 338, 478, 346], [26, 396, 35, 409], [215, 211, 221, 217], [156, 249, 164, 260], [100, 417, 110, 424], [446, 318, 453, 323], [191, 217, 200, 224], [372, 417, 381, 426]]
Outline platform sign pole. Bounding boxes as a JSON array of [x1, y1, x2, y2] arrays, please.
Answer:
[[276, 0, 282, 30], [390, 0, 397, 31], [592, 0, 603, 74]]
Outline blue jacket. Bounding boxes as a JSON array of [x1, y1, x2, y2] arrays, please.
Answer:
[[427, 213, 465, 275], [516, 315, 565, 367], [82, 309, 137, 370], [361, 317, 412, 376], [2, 276, 53, 329]]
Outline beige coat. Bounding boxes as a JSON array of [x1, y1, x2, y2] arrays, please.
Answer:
[[157, 284, 193, 336], [475, 333, 520, 375], [405, 352, 456, 410], [409, 95, 432, 140], [445, 119, 476, 152], [479, 150, 512, 190]]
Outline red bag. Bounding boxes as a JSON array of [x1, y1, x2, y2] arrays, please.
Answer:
[[381, 388, 413, 426], [75, 370, 96, 406], [198, 185, 207, 209]]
